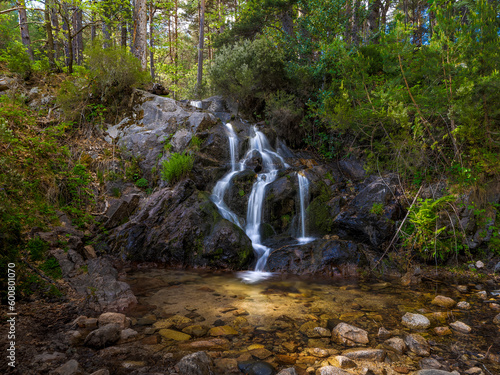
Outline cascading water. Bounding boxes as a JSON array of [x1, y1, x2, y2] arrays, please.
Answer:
[[296, 173, 315, 244], [211, 124, 291, 283]]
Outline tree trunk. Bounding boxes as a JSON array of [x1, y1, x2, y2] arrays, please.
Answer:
[[196, 0, 205, 96], [72, 7, 83, 64], [133, 0, 148, 69], [91, 0, 97, 42], [50, 5, 60, 59], [351, 0, 361, 46], [174, 0, 178, 98], [44, 2, 56, 69], [121, 22, 128, 47], [17, 0, 33, 60], [367, 0, 382, 42], [102, 0, 111, 48], [149, 4, 155, 80]]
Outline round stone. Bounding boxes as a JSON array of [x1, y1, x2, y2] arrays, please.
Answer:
[[402, 312, 431, 330]]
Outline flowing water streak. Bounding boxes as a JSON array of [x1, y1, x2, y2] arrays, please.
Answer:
[[210, 123, 242, 228], [297, 173, 315, 244], [239, 127, 286, 283]]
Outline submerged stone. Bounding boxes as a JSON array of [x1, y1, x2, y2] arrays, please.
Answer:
[[237, 360, 276, 375], [449, 321, 471, 333], [177, 351, 215, 375], [402, 312, 431, 330], [332, 323, 369, 346], [159, 328, 191, 341], [431, 296, 456, 309]]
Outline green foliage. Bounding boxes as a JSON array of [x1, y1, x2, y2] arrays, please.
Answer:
[[370, 203, 384, 216], [265, 90, 304, 147], [403, 195, 463, 261], [160, 152, 194, 184], [58, 43, 150, 125], [135, 178, 148, 188], [209, 36, 287, 115], [27, 238, 48, 261], [189, 136, 203, 151], [39, 257, 62, 280]]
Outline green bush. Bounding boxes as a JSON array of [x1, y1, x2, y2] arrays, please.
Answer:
[[58, 42, 150, 125], [265, 90, 304, 147], [161, 153, 194, 183], [209, 36, 286, 114], [135, 178, 148, 188]]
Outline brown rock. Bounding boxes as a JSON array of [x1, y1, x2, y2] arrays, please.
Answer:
[[434, 326, 452, 336], [404, 334, 430, 356], [180, 338, 230, 351], [342, 349, 386, 362], [249, 348, 273, 359], [332, 323, 369, 346], [431, 295, 456, 309], [98, 312, 129, 329], [209, 325, 238, 336], [276, 354, 297, 365], [141, 335, 160, 345]]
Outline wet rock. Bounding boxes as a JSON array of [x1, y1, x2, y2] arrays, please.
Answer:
[[266, 239, 362, 276], [339, 158, 366, 180], [377, 327, 392, 340], [457, 301, 471, 310], [275, 355, 297, 365], [431, 296, 456, 309], [90, 370, 109, 375], [183, 325, 209, 337], [177, 351, 215, 375], [66, 330, 83, 346], [414, 371, 458, 375], [308, 348, 329, 358], [238, 360, 276, 375], [98, 312, 129, 329], [331, 323, 369, 346], [250, 348, 273, 359], [317, 365, 351, 375], [493, 313, 500, 325], [159, 328, 191, 341], [404, 334, 430, 356], [141, 335, 160, 345], [465, 368, 483, 375], [383, 337, 407, 354], [477, 291, 487, 299], [84, 324, 121, 349], [425, 312, 449, 325], [334, 356, 356, 369], [137, 314, 157, 325], [449, 321, 471, 333], [402, 312, 431, 330], [50, 359, 85, 375], [120, 328, 138, 342], [419, 357, 445, 370], [342, 349, 386, 362], [314, 327, 331, 337], [433, 327, 452, 336], [34, 352, 66, 363], [276, 368, 298, 375], [209, 325, 238, 336], [214, 358, 239, 374]]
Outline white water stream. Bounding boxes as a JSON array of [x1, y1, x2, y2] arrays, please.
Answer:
[[296, 172, 315, 244], [211, 123, 309, 283]]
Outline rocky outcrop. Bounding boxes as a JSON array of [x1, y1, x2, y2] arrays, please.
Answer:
[[107, 179, 254, 269], [265, 238, 362, 275]]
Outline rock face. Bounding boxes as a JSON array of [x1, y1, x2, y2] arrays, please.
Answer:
[[332, 175, 402, 247], [105, 90, 218, 182], [108, 179, 253, 268]]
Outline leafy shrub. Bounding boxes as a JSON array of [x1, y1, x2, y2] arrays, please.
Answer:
[[27, 238, 48, 261], [135, 178, 148, 188], [370, 203, 384, 216], [209, 36, 286, 115], [160, 153, 194, 183], [39, 257, 62, 280], [58, 42, 150, 125]]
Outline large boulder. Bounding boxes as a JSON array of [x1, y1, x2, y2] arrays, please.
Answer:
[[107, 179, 254, 269], [265, 238, 362, 275]]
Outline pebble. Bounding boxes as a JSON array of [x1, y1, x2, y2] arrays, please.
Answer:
[[475, 261, 484, 269], [276, 368, 298, 375], [431, 296, 456, 309], [343, 349, 386, 362], [402, 312, 431, 330], [457, 301, 471, 310], [433, 326, 452, 336], [449, 321, 472, 333], [494, 313, 500, 325], [476, 291, 487, 299], [331, 323, 369, 346], [404, 333, 430, 356], [383, 337, 407, 354]]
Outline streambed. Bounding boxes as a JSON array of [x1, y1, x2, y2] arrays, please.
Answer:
[[124, 268, 500, 374]]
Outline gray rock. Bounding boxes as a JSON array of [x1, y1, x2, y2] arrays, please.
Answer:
[[318, 366, 351, 375], [457, 301, 471, 310], [383, 337, 406, 354], [237, 361, 276, 375], [494, 313, 500, 325], [0, 77, 14, 91], [449, 321, 471, 333], [102, 194, 141, 229], [419, 357, 445, 370], [120, 328, 138, 342], [414, 370, 458, 375], [339, 158, 366, 180], [332, 323, 369, 346], [276, 368, 297, 375], [494, 261, 500, 273], [402, 312, 431, 330], [342, 349, 386, 362], [34, 352, 66, 363], [171, 128, 193, 152], [98, 312, 128, 328], [177, 351, 215, 375], [84, 324, 121, 349], [50, 359, 85, 375], [404, 333, 430, 356], [90, 370, 110, 375]]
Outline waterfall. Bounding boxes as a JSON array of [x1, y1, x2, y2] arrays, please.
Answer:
[[210, 123, 242, 228], [211, 124, 289, 283], [297, 173, 315, 244]]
